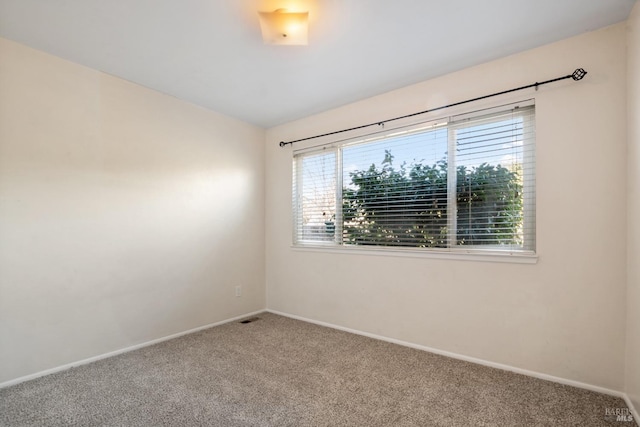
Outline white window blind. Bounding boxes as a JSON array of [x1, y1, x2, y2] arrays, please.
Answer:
[[293, 150, 337, 243], [293, 101, 535, 254]]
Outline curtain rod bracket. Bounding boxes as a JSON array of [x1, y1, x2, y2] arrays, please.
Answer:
[[279, 68, 587, 148]]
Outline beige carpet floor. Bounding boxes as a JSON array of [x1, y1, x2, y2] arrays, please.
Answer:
[[0, 312, 635, 426]]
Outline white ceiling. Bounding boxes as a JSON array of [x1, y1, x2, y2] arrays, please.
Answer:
[[0, 0, 636, 128]]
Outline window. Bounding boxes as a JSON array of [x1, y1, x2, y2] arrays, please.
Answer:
[[293, 101, 535, 256]]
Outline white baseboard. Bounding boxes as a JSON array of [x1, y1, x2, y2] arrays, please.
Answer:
[[266, 309, 629, 401], [623, 394, 640, 424], [0, 309, 265, 389], [4, 307, 638, 421]]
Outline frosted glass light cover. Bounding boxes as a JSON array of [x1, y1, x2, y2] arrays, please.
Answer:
[[258, 9, 308, 45]]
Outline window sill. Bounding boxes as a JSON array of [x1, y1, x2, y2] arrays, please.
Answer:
[[291, 244, 538, 264]]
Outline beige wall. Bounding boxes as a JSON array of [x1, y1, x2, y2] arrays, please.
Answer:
[[266, 24, 628, 390], [0, 38, 266, 384], [627, 1, 640, 413]]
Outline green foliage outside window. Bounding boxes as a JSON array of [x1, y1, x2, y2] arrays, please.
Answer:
[[341, 151, 523, 247]]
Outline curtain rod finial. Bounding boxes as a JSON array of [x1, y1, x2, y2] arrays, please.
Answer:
[[279, 141, 286, 147], [572, 68, 587, 81]]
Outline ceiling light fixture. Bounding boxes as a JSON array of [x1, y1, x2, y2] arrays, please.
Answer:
[[258, 9, 309, 45]]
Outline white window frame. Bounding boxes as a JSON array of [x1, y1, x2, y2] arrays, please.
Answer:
[[292, 101, 537, 263]]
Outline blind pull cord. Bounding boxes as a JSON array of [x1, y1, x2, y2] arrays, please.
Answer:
[[279, 68, 587, 148]]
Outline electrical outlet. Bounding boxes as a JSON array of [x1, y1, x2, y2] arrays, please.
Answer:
[[235, 286, 242, 297]]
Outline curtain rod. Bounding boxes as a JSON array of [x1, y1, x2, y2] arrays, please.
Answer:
[[279, 68, 587, 147]]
